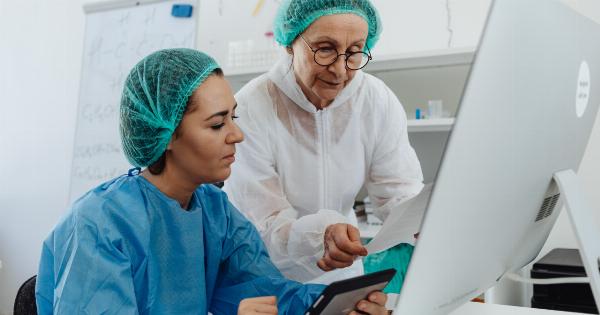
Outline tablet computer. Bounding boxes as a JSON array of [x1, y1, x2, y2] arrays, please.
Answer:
[[305, 268, 396, 315]]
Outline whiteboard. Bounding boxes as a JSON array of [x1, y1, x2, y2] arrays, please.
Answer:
[[69, 0, 197, 202], [196, 0, 283, 73]]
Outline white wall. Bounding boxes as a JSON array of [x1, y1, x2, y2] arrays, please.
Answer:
[[0, 1, 86, 314]]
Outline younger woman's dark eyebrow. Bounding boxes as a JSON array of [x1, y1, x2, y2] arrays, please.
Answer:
[[205, 103, 238, 121]]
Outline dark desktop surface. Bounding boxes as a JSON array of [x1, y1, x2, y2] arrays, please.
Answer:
[[531, 248, 598, 314]]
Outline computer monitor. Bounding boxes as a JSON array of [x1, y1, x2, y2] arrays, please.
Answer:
[[394, 0, 600, 314]]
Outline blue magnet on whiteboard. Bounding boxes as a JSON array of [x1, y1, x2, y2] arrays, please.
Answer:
[[172, 4, 193, 18]]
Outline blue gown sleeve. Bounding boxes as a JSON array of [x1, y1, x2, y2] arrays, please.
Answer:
[[36, 211, 139, 314], [209, 196, 324, 315]]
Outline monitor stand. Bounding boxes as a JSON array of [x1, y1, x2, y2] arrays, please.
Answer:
[[554, 169, 600, 309]]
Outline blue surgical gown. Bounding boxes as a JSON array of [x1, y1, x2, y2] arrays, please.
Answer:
[[36, 173, 324, 314]]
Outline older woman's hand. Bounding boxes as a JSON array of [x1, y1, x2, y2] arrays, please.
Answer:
[[238, 296, 278, 315], [317, 223, 368, 271], [350, 291, 388, 315]]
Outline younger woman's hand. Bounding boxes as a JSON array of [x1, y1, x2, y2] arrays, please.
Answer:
[[238, 296, 278, 315], [350, 291, 388, 315]]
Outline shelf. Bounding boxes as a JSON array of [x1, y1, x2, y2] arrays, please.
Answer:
[[407, 118, 455, 132], [225, 47, 476, 80], [365, 47, 476, 72]]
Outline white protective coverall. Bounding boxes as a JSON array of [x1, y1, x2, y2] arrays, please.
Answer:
[[224, 55, 424, 283]]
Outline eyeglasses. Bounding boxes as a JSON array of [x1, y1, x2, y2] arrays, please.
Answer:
[[299, 35, 372, 70]]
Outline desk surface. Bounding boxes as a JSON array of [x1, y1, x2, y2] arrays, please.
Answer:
[[448, 302, 588, 314]]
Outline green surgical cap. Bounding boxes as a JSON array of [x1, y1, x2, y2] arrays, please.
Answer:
[[120, 48, 220, 168], [273, 0, 382, 49]]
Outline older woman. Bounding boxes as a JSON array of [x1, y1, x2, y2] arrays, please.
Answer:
[[35, 48, 389, 314], [224, 0, 424, 284]]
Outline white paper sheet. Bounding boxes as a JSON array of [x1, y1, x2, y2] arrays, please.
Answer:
[[364, 184, 433, 254]]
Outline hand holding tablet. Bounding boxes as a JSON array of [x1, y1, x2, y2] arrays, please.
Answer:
[[305, 269, 396, 315]]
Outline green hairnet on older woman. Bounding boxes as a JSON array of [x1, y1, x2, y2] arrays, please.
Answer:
[[273, 0, 382, 49], [224, 0, 424, 297]]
